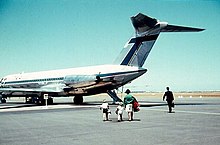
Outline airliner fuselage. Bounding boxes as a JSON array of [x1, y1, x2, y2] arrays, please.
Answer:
[[0, 65, 146, 98]]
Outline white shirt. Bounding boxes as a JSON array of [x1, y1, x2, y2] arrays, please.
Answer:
[[101, 102, 108, 109], [117, 105, 124, 114]]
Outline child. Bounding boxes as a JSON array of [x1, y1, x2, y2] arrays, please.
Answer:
[[115, 102, 124, 122], [100, 99, 110, 121]]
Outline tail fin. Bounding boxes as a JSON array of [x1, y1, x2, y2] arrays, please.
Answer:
[[115, 13, 204, 67]]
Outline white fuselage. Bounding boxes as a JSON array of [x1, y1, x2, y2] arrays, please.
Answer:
[[0, 65, 147, 96]]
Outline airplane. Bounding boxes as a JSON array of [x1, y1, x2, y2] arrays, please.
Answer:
[[0, 13, 204, 105]]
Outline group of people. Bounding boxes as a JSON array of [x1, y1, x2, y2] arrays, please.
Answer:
[[100, 87, 175, 122], [100, 89, 139, 122]]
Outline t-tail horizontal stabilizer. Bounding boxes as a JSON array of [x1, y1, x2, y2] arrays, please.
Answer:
[[115, 13, 204, 67], [161, 24, 205, 32], [131, 13, 205, 34]]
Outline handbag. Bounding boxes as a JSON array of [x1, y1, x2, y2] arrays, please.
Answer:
[[133, 101, 140, 112], [171, 102, 175, 108]]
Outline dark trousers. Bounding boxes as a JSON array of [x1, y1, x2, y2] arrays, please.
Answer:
[[167, 101, 173, 113]]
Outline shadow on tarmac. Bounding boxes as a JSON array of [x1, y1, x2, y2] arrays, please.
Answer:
[[103, 118, 141, 123]]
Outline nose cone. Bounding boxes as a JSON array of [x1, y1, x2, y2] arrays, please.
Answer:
[[138, 68, 147, 75]]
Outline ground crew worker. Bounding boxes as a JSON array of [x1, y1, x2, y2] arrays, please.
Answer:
[[163, 87, 174, 113]]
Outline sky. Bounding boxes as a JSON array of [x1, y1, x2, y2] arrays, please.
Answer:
[[0, 0, 219, 92]]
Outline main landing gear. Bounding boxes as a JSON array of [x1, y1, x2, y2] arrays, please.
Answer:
[[25, 95, 53, 105], [73, 96, 83, 104]]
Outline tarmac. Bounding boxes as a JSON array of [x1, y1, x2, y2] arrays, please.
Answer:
[[0, 95, 220, 145]]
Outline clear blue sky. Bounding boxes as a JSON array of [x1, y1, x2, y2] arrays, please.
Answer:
[[0, 0, 219, 92]]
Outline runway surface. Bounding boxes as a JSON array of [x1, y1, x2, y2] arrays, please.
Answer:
[[0, 95, 220, 145]]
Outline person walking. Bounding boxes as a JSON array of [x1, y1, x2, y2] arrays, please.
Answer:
[[124, 89, 135, 121], [115, 102, 124, 122], [163, 87, 174, 113], [100, 99, 110, 121]]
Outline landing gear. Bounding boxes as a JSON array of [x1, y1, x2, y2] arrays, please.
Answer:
[[25, 96, 43, 105], [25, 95, 53, 105], [25, 97, 35, 104], [1, 97, 6, 103], [47, 97, 53, 105], [38, 97, 46, 105], [37, 96, 54, 105], [73, 96, 83, 104], [0, 94, 7, 103]]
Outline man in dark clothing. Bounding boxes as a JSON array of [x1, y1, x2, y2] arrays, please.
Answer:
[[163, 87, 174, 113]]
